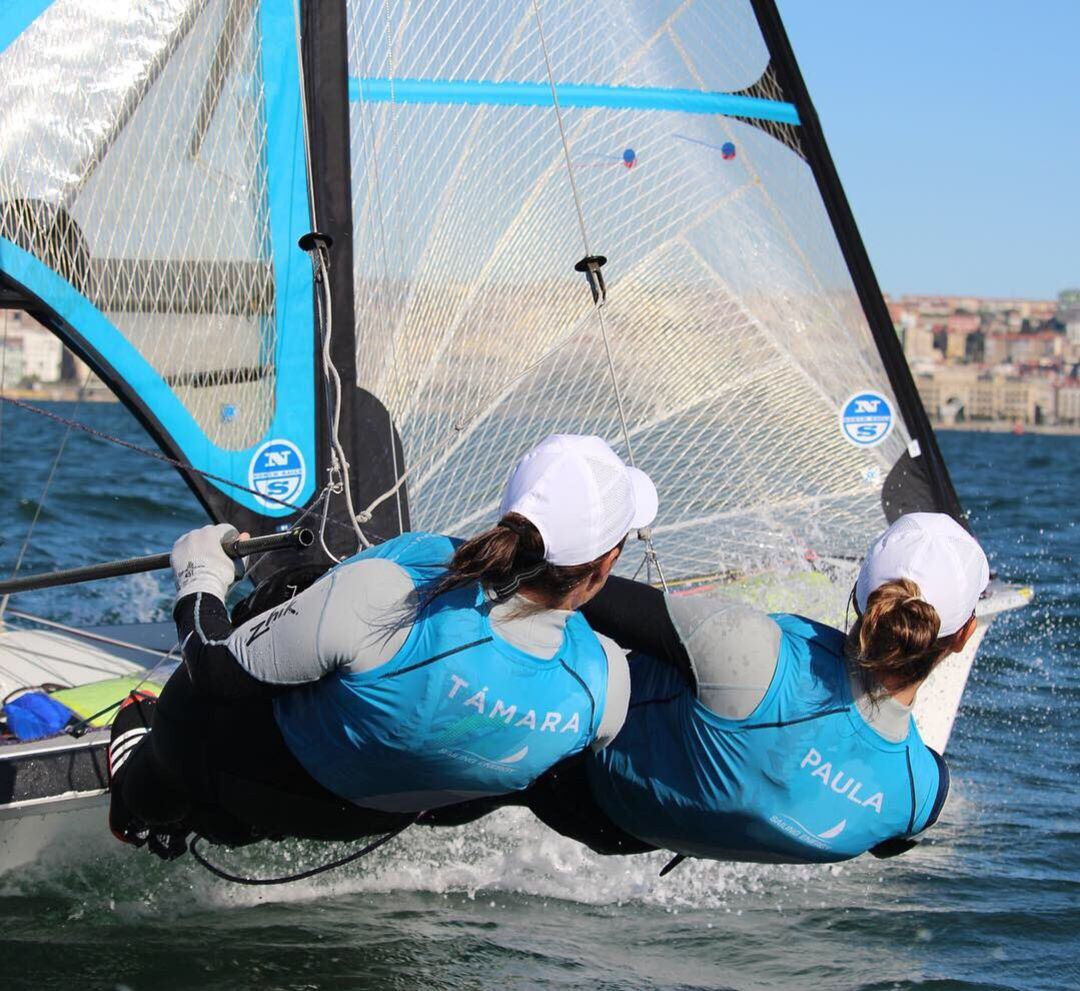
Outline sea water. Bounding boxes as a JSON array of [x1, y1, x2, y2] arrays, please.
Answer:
[[0, 403, 1075, 991]]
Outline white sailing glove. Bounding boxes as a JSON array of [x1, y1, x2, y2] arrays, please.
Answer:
[[172, 524, 244, 603]]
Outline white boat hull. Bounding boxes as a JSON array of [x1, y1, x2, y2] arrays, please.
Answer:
[[912, 581, 1032, 752], [0, 616, 176, 872]]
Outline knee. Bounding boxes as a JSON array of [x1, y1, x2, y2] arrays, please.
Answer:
[[120, 740, 190, 827]]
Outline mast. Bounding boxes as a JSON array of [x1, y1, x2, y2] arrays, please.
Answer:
[[298, 0, 409, 556], [749, 0, 964, 523]]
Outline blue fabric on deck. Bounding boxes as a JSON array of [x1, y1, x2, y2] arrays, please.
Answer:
[[4, 692, 74, 741]]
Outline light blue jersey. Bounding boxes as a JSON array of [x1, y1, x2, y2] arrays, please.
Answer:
[[587, 614, 948, 863], [274, 533, 609, 813]]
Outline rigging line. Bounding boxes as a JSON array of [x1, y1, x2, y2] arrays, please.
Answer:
[[528, 0, 637, 466], [0, 395, 350, 529], [0, 378, 89, 619], [290, 0, 319, 228], [2, 609, 174, 659], [530, 0, 590, 255], [316, 484, 340, 564], [0, 311, 8, 458], [313, 246, 370, 552], [530, 0, 666, 590]]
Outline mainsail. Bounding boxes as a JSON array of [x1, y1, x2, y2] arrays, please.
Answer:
[[0, 0, 404, 558], [1, 0, 962, 591]]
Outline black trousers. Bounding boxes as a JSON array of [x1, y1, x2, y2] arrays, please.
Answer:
[[126, 573, 677, 851], [121, 665, 412, 845], [423, 754, 656, 856]]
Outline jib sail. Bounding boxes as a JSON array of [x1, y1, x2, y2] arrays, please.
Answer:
[[342, 0, 962, 589]]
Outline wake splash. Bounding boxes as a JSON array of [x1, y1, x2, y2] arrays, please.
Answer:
[[2, 806, 880, 919]]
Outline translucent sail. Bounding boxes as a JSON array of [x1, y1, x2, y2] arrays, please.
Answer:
[[345, 0, 956, 596], [0, 0, 316, 522]]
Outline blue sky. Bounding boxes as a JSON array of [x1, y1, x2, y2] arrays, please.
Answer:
[[775, 1, 1078, 300]]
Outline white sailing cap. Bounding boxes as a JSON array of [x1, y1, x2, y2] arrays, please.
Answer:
[[499, 434, 658, 566], [855, 512, 990, 637]]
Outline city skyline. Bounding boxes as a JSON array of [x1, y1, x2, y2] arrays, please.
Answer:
[[777, 0, 1078, 301]]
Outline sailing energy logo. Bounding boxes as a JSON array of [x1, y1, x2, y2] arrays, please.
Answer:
[[249, 439, 306, 509], [839, 391, 894, 447]]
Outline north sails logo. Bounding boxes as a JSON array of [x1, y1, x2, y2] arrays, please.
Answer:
[[446, 675, 582, 735]]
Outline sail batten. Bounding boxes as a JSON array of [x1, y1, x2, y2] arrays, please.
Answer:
[[348, 78, 800, 124]]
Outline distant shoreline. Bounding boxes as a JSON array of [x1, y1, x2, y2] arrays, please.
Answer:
[[0, 385, 116, 403], [3, 386, 1078, 436], [933, 421, 1080, 436]]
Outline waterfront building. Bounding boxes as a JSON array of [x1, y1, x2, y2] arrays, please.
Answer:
[[0, 335, 24, 384], [1058, 383, 1080, 425], [916, 365, 1060, 426], [1, 310, 63, 384], [1060, 289, 1080, 345]]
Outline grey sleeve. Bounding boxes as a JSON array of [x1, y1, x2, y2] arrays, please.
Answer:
[[591, 634, 630, 750], [226, 558, 415, 685], [665, 594, 782, 719]]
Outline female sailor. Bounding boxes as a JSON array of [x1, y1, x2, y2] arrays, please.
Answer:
[[431, 513, 989, 865], [107, 434, 657, 854]]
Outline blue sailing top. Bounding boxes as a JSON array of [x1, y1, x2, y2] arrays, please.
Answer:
[[274, 532, 610, 813], [586, 613, 947, 863]]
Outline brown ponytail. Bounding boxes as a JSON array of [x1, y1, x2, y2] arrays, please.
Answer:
[[422, 512, 623, 611], [846, 578, 948, 696]]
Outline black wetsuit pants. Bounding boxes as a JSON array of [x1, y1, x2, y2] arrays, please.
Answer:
[[119, 586, 411, 845], [422, 751, 656, 856]]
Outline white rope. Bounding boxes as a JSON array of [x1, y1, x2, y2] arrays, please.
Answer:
[[313, 248, 371, 553], [2, 609, 175, 659], [530, 0, 667, 589], [291, 0, 319, 230], [530, 0, 591, 255]]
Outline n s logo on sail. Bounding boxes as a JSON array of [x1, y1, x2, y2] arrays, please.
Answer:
[[249, 439, 306, 508]]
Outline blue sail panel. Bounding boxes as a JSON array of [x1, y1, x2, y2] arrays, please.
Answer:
[[0, 0, 53, 55]]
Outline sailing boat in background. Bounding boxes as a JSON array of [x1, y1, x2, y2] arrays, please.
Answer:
[[0, 0, 1028, 870]]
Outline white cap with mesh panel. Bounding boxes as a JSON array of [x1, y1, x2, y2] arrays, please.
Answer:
[[855, 512, 990, 637], [498, 434, 659, 566]]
